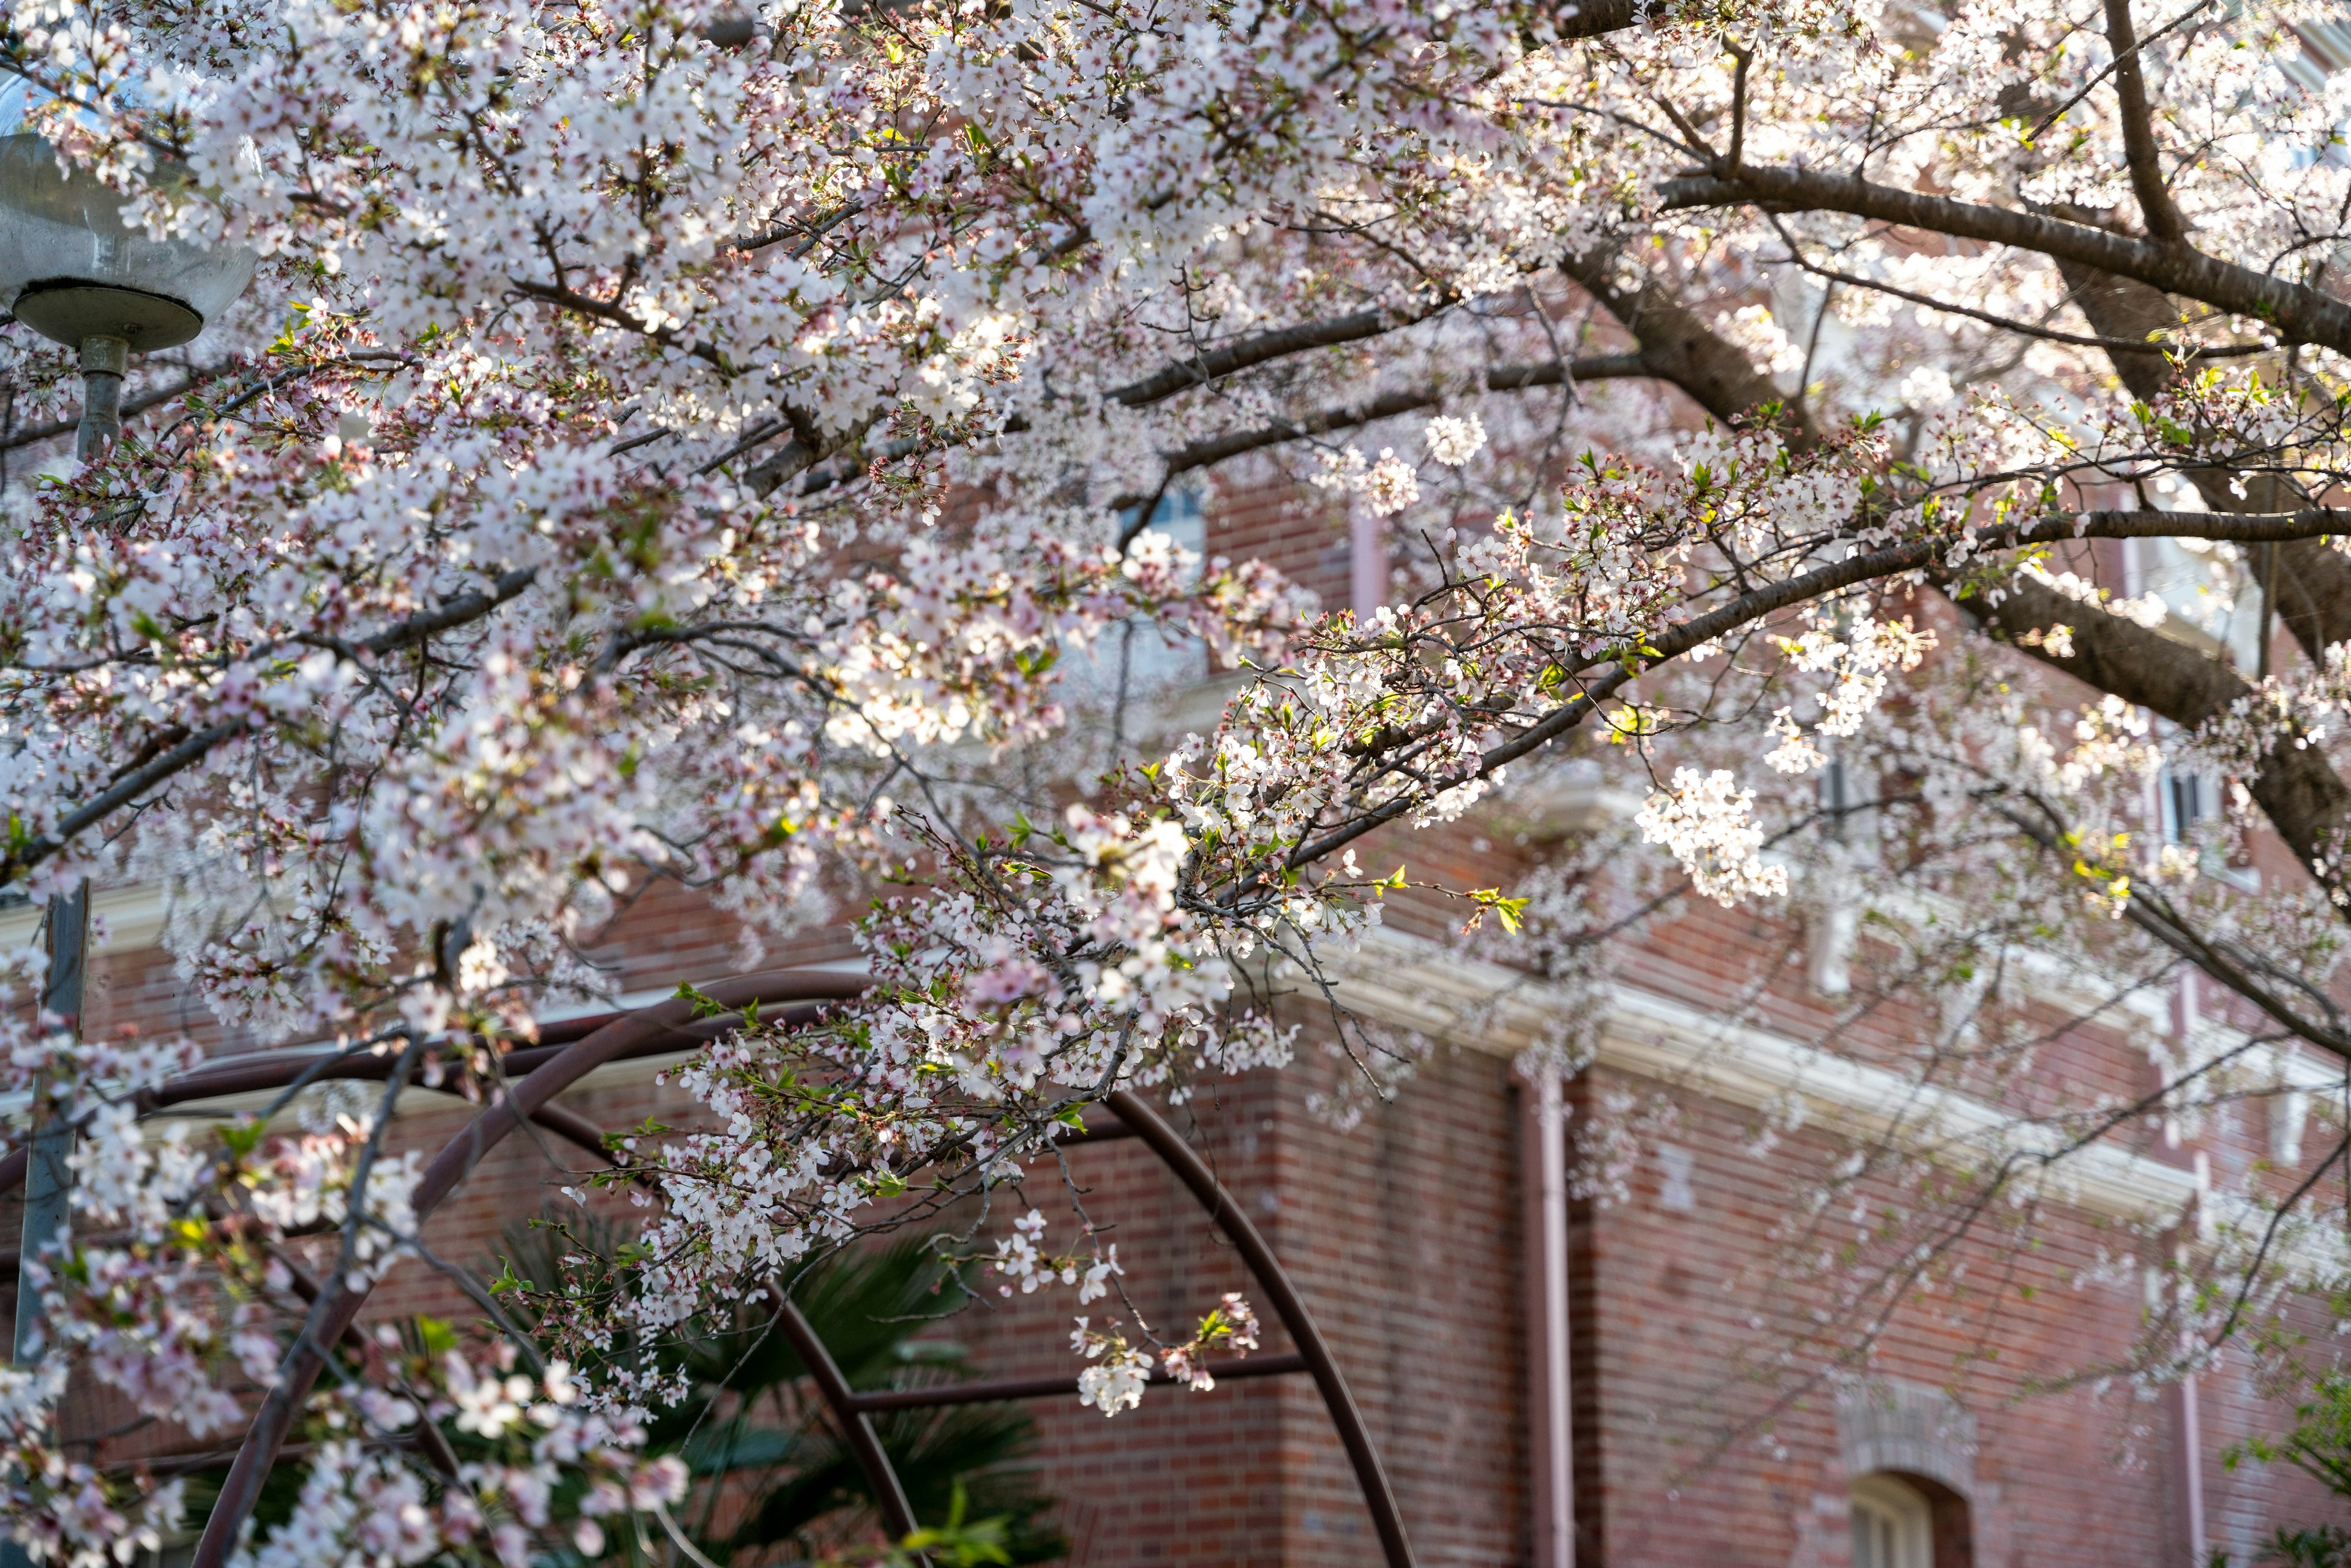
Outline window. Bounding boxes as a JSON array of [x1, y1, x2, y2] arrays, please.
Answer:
[[1073, 490, 1209, 720], [1818, 752, 1878, 846], [1850, 1473, 1933, 1568], [2158, 761, 2212, 847], [2123, 535, 2267, 672], [2150, 725, 2258, 890]]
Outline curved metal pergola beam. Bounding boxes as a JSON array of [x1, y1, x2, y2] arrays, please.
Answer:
[[180, 969, 871, 1568], [1102, 1089, 1419, 1568], [30, 967, 1419, 1568], [774, 1296, 926, 1541], [0, 1002, 808, 1195], [746, 1090, 1420, 1568], [434, 1058, 1422, 1566]]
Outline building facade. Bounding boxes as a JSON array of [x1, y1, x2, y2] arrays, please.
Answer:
[[3, 477, 2346, 1568]]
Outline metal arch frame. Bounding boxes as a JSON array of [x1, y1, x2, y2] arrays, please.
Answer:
[[1098, 1089, 1417, 1568], [4, 974, 1419, 1568], [763, 1089, 1419, 1568]]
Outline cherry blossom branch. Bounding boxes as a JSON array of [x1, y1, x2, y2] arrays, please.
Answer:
[[774, 307, 1447, 500], [1967, 571, 2351, 899], [296, 566, 539, 660], [1657, 167, 2351, 353], [1106, 352, 1652, 508], [2020, 0, 2218, 146], [1768, 231, 2265, 356], [2213, 1134, 2351, 1340], [2100, 0, 2190, 243], [4, 567, 541, 881], [1990, 794, 2351, 1059], [0, 370, 216, 454], [1280, 508, 2351, 877], [1551, 0, 1643, 40], [1, 718, 252, 884]]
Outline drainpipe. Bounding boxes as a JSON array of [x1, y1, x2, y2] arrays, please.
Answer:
[[2171, 970, 2210, 1568], [2178, 1212, 2209, 1567], [2180, 1367, 2207, 1566], [1519, 1059, 1574, 1568], [1351, 513, 1385, 623]]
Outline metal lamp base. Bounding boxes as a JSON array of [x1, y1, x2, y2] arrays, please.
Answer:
[[13, 279, 204, 353]]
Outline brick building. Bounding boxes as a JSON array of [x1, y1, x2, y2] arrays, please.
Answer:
[[6, 482, 2347, 1568]]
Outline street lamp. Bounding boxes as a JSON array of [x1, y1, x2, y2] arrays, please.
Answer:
[[0, 141, 253, 1551], [0, 131, 255, 459]]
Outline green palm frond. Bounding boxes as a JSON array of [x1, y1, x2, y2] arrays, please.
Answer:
[[491, 1212, 1067, 1565]]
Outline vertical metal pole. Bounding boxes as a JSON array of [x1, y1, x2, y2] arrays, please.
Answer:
[[2, 882, 89, 1568], [2180, 1368, 2207, 1566], [1519, 1062, 1575, 1568], [16, 882, 88, 1356], [76, 337, 126, 464]]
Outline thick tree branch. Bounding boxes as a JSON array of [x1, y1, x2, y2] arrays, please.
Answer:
[[353, 568, 539, 658], [1553, 0, 1642, 39], [2100, 0, 2189, 242], [1559, 250, 1824, 443], [1107, 352, 1652, 509], [1964, 576, 2351, 896], [1106, 310, 1395, 408], [1658, 167, 2351, 354]]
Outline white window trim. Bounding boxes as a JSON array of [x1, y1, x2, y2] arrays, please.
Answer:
[[1850, 1472, 1933, 1568]]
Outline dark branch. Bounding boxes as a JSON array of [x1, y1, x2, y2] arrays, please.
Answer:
[[1657, 167, 2351, 354], [2100, 0, 2189, 243], [1107, 352, 1652, 508]]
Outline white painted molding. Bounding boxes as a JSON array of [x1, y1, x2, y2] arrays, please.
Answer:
[[0, 882, 171, 956], [1316, 928, 2202, 1226], [1487, 786, 2346, 1101], [19, 870, 2324, 1227]]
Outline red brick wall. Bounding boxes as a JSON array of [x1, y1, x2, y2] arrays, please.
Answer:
[[925, 1041, 1529, 1567], [1560, 1061, 2344, 1568]]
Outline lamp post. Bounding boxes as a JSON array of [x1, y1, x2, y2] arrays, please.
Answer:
[[0, 132, 252, 1567], [0, 132, 255, 459]]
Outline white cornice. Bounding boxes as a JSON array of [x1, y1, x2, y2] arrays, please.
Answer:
[[17, 869, 2314, 1228], [0, 882, 173, 956], [1316, 927, 2201, 1226], [1485, 786, 2345, 1099]]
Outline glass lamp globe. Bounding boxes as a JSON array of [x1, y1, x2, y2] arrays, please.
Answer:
[[0, 132, 257, 456]]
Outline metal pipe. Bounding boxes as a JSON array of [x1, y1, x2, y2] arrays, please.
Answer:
[[773, 1296, 923, 1544], [75, 336, 124, 462], [848, 1350, 1309, 1412], [0, 996, 861, 1199], [184, 969, 863, 1568], [1104, 1089, 1419, 1568], [1518, 1060, 1575, 1568]]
